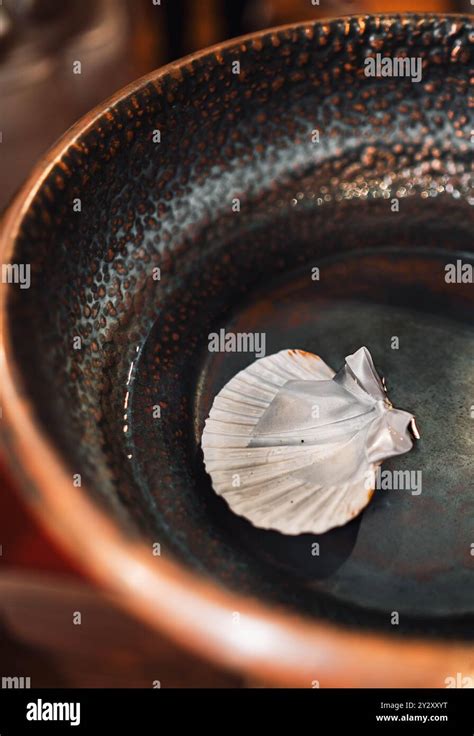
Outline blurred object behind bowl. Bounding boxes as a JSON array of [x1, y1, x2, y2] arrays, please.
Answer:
[[0, 0, 153, 211]]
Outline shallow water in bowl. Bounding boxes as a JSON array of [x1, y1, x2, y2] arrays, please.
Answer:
[[124, 245, 474, 634]]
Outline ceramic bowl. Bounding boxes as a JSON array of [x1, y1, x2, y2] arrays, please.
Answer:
[[1, 14, 473, 686]]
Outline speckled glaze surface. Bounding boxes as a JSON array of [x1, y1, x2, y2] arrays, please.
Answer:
[[1, 15, 473, 685]]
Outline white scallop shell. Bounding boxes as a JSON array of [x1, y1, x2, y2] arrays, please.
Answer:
[[201, 347, 416, 535]]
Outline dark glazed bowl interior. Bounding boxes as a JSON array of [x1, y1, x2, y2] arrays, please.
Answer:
[[2, 14, 473, 650]]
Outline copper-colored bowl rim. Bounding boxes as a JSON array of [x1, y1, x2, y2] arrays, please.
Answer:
[[1, 15, 473, 687]]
